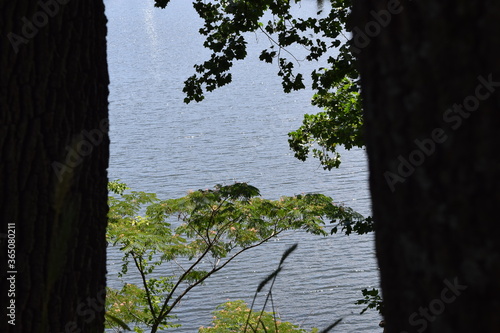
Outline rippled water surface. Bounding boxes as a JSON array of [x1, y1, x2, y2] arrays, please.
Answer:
[[105, 0, 380, 331]]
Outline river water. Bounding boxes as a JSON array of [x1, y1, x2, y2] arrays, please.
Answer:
[[105, 0, 380, 331]]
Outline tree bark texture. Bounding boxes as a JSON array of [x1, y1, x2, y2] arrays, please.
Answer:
[[352, 1, 500, 332], [0, 0, 109, 332]]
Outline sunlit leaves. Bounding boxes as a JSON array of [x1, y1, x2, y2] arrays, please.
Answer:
[[106, 181, 369, 331], [199, 300, 318, 333], [288, 78, 363, 170], [106, 283, 180, 332], [108, 179, 129, 195]]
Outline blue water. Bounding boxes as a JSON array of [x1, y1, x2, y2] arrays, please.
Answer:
[[105, 0, 380, 331]]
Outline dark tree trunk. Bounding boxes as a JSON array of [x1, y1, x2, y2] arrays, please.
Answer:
[[1, 1, 109, 332], [352, 1, 500, 332]]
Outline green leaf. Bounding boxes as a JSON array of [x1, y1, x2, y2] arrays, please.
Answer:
[[105, 313, 132, 331]]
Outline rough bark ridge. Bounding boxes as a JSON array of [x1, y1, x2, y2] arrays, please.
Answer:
[[0, 1, 109, 332], [352, 1, 500, 332]]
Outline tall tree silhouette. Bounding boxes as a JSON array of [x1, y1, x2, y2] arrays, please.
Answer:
[[1, 1, 109, 332], [353, 1, 500, 332]]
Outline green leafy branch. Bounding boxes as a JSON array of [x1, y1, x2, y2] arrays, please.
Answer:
[[355, 288, 384, 316], [106, 181, 367, 332]]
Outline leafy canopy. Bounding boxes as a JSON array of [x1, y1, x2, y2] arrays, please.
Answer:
[[155, 0, 363, 169], [106, 181, 369, 332]]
